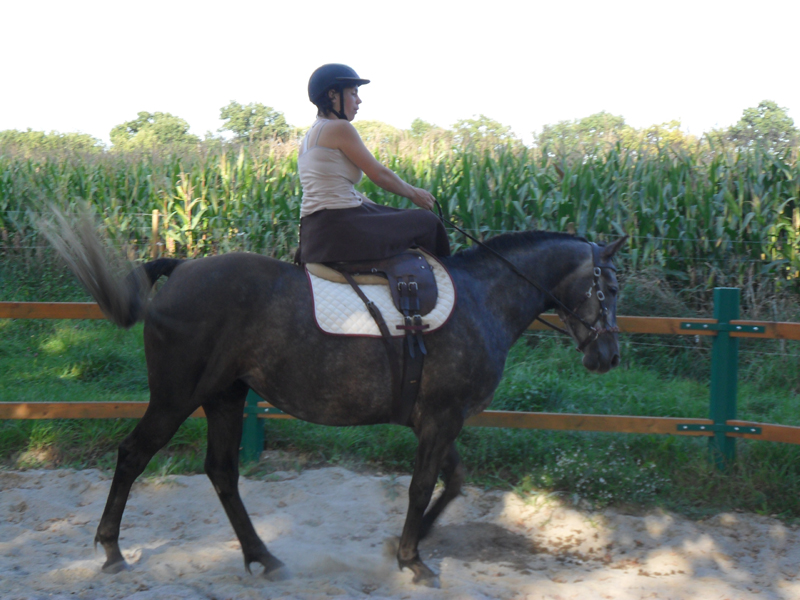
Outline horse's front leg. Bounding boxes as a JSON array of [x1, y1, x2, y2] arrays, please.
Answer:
[[397, 419, 462, 587], [418, 442, 464, 541]]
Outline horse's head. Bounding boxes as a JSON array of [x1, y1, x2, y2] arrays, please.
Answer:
[[555, 236, 627, 374]]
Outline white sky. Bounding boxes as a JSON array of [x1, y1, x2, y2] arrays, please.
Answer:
[[2, 0, 798, 146]]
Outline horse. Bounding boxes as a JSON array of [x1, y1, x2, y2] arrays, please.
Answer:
[[44, 212, 625, 587]]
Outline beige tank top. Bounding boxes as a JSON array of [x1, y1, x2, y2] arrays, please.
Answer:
[[298, 119, 370, 218]]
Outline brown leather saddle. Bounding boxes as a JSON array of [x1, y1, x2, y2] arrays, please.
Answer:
[[307, 249, 439, 426], [331, 248, 436, 310], [309, 249, 438, 314]]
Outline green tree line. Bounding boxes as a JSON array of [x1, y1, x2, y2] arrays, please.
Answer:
[[1, 100, 796, 155]]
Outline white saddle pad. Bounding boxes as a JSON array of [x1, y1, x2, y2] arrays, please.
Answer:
[[306, 256, 456, 338]]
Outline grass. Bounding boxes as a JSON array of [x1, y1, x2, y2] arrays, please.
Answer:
[[0, 320, 149, 402]]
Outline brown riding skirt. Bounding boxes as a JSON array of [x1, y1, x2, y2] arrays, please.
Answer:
[[297, 203, 451, 263]]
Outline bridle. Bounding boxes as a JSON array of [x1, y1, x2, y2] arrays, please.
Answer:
[[434, 202, 620, 352], [553, 242, 620, 352]]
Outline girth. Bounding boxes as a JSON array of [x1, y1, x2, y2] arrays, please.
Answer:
[[323, 250, 438, 426]]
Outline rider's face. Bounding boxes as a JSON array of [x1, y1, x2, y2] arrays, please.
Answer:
[[332, 87, 361, 121]]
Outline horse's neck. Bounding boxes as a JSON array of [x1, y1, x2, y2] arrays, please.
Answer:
[[461, 239, 590, 340], [527, 239, 590, 299]]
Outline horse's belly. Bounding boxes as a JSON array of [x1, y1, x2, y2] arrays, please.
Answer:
[[247, 367, 393, 427]]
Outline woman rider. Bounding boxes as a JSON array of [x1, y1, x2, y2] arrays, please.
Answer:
[[296, 64, 451, 264]]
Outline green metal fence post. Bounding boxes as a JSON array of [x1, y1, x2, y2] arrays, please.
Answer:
[[240, 389, 265, 463], [709, 287, 740, 469]]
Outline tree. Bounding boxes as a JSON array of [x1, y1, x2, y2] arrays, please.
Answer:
[[0, 129, 103, 154], [452, 114, 518, 147], [535, 111, 635, 152], [353, 120, 405, 157], [726, 100, 798, 152], [404, 118, 453, 153], [218, 101, 293, 143], [639, 120, 696, 152], [110, 112, 199, 150], [410, 118, 437, 138]]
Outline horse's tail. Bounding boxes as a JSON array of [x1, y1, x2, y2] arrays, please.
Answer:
[[116, 258, 183, 327], [39, 204, 183, 329]]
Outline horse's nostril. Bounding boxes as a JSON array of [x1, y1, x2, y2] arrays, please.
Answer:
[[611, 354, 620, 368]]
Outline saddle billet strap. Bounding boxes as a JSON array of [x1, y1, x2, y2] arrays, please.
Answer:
[[397, 280, 412, 356], [408, 280, 428, 355], [338, 270, 422, 426], [394, 276, 426, 423], [395, 278, 429, 358]]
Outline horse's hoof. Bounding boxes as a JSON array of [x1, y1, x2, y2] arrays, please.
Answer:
[[101, 559, 129, 574], [400, 557, 440, 588]]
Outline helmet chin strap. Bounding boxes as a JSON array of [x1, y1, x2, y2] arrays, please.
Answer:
[[331, 86, 347, 120], [331, 88, 347, 121]]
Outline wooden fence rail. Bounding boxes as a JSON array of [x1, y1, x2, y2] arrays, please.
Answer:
[[3, 301, 800, 340], [2, 290, 800, 467], [0, 401, 790, 442]]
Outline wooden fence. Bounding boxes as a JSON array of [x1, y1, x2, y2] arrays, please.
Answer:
[[2, 287, 800, 469]]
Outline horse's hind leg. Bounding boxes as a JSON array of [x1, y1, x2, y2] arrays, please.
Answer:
[[203, 385, 285, 579], [95, 403, 195, 573], [419, 442, 464, 541]]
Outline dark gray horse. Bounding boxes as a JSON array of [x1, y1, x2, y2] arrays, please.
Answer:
[[45, 214, 625, 587]]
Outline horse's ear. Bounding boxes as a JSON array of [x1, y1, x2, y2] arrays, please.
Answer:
[[601, 235, 629, 261]]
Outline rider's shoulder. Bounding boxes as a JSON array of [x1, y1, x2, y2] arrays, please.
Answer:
[[320, 120, 361, 148], [324, 119, 358, 135]]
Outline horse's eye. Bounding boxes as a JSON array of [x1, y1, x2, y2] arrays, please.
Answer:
[[608, 286, 618, 296]]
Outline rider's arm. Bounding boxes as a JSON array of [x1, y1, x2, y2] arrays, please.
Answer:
[[325, 121, 435, 210]]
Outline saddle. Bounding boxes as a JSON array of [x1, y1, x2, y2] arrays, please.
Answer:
[[307, 249, 439, 355], [305, 249, 440, 426], [306, 249, 438, 317]]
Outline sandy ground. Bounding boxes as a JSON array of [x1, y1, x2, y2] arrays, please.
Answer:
[[2, 461, 800, 600]]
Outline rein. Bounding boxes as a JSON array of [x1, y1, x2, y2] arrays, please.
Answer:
[[433, 202, 618, 350]]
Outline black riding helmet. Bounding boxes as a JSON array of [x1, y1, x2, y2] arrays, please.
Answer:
[[308, 64, 370, 120]]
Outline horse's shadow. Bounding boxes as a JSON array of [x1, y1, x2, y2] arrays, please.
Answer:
[[419, 522, 539, 572]]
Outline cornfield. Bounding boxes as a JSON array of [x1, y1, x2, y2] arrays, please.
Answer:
[[1, 142, 798, 296]]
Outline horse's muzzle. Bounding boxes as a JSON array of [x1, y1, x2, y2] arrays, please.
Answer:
[[581, 334, 620, 374]]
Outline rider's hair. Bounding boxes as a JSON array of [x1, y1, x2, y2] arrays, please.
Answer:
[[313, 88, 337, 117]]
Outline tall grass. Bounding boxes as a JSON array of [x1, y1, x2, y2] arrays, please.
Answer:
[[1, 141, 798, 302]]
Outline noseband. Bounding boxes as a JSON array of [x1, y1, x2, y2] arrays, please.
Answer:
[[433, 202, 619, 352]]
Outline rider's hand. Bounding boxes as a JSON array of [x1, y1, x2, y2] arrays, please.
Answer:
[[409, 187, 436, 211]]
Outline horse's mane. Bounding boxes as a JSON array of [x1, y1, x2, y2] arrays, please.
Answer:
[[447, 230, 588, 265]]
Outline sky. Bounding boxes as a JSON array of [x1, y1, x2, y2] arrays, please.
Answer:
[[2, 0, 798, 146]]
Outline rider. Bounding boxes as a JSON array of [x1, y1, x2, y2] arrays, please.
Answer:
[[295, 63, 451, 264]]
